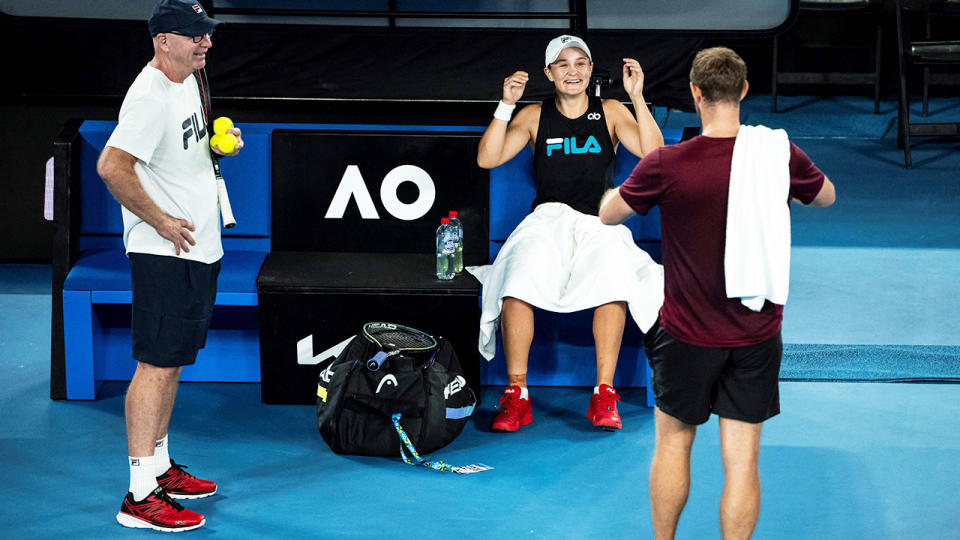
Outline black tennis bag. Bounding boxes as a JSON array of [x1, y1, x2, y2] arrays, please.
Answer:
[[315, 323, 476, 457]]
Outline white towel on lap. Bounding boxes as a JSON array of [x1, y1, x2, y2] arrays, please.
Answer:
[[725, 124, 791, 312], [467, 202, 664, 360]]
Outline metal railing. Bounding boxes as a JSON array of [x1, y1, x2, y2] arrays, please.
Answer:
[[204, 0, 587, 34]]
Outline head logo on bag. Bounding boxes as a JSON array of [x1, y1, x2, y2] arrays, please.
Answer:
[[376, 374, 398, 394], [319, 363, 335, 383], [317, 362, 337, 402], [444, 375, 466, 399]]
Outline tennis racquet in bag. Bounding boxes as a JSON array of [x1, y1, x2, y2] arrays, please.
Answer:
[[316, 322, 476, 458], [193, 67, 236, 228]]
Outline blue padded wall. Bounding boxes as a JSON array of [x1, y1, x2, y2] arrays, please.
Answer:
[[77, 121, 271, 239]]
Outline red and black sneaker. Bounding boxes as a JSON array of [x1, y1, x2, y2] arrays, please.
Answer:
[[490, 386, 532, 432], [157, 460, 217, 499], [587, 384, 622, 431], [116, 486, 205, 532]]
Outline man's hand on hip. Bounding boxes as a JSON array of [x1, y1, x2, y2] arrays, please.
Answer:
[[157, 215, 196, 255]]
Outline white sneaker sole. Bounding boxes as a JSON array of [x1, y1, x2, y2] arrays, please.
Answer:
[[116, 512, 205, 532], [167, 486, 217, 500]]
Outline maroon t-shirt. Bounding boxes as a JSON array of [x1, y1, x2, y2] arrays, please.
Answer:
[[619, 135, 825, 347]]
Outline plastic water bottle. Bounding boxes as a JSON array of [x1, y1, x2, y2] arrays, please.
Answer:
[[436, 217, 456, 280], [448, 210, 464, 274]]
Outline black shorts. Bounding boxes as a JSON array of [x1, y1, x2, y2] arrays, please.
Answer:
[[130, 253, 221, 368], [644, 320, 782, 425]]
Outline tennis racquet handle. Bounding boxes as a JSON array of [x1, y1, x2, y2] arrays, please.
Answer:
[[217, 175, 236, 229], [367, 351, 388, 371]]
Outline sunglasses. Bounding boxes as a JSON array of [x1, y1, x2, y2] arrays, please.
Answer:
[[168, 29, 214, 43]]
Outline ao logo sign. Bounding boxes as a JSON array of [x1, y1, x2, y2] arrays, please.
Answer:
[[324, 164, 435, 221]]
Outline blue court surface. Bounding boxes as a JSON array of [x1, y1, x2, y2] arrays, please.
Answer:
[[2, 95, 959, 538]]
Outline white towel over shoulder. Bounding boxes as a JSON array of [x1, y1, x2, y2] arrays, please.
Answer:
[[725, 124, 791, 312]]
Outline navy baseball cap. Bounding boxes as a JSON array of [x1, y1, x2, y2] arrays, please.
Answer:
[[148, 0, 221, 37]]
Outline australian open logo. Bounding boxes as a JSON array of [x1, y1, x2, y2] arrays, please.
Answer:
[[545, 136, 602, 157]]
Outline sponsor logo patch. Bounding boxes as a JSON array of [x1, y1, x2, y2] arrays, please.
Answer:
[[444, 375, 466, 399], [376, 374, 398, 394], [545, 135, 602, 157]]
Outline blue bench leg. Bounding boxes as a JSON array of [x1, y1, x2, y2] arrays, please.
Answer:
[[63, 290, 99, 399]]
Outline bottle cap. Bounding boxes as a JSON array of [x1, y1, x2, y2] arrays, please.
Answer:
[[441, 217, 450, 224], [449, 210, 458, 218]]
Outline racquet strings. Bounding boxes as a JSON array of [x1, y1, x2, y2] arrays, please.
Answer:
[[363, 324, 437, 352]]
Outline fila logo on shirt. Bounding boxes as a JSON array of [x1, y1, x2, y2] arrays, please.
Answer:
[[181, 113, 207, 150], [545, 135, 602, 157], [192, 4, 204, 13]]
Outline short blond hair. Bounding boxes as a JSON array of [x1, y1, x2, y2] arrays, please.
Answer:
[[689, 47, 747, 104]]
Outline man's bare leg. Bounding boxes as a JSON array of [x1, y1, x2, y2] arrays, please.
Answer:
[[650, 407, 697, 540], [718, 417, 763, 540], [156, 371, 180, 442], [501, 296, 534, 387], [126, 362, 182, 457], [592, 301, 626, 386]]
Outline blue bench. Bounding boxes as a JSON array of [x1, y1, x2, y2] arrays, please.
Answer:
[[59, 121, 272, 399], [53, 121, 491, 400], [478, 129, 681, 406]]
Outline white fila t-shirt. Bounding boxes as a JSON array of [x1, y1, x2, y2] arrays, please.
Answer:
[[106, 64, 223, 264]]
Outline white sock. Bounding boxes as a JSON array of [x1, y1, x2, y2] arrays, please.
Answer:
[[154, 434, 172, 476], [520, 387, 529, 400], [129, 455, 159, 501], [594, 386, 600, 394]]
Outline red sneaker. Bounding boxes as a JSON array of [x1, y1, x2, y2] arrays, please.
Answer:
[[587, 384, 622, 431], [116, 486, 205, 532], [490, 386, 532, 432], [157, 460, 217, 499]]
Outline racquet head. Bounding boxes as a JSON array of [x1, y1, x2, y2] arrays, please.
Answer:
[[362, 322, 437, 353]]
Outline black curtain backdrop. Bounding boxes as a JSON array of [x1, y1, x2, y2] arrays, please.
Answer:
[[4, 16, 702, 110], [204, 27, 703, 110]]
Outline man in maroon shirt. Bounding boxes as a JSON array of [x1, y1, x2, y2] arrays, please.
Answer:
[[599, 47, 835, 540]]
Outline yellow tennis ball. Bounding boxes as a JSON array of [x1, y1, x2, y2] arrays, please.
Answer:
[[210, 133, 238, 153], [213, 116, 234, 135]]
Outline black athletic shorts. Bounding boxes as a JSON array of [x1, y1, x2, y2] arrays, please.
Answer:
[[130, 253, 221, 368], [644, 319, 782, 425]]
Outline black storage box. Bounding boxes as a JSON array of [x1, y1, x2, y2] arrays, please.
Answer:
[[257, 251, 482, 404]]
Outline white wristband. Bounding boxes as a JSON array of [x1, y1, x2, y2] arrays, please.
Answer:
[[494, 101, 516, 122]]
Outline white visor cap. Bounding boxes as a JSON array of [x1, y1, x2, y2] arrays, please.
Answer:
[[544, 34, 592, 66]]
